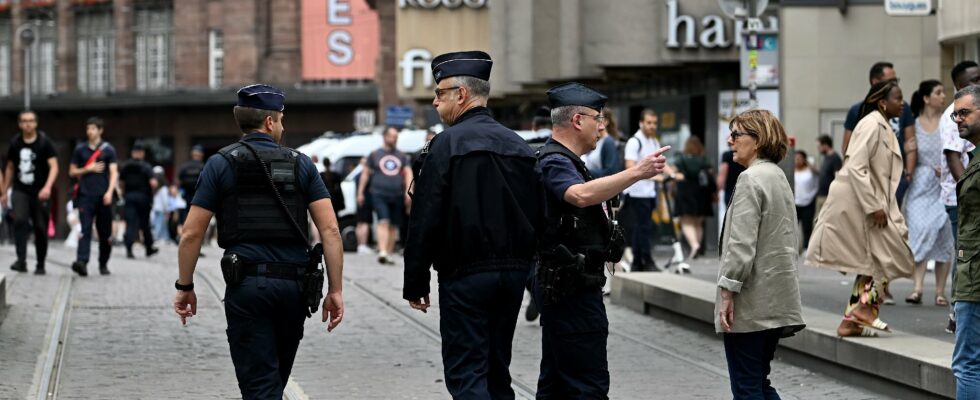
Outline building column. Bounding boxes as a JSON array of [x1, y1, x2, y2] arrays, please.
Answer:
[[11, 2, 23, 96], [375, 0, 396, 123], [55, 0, 74, 93], [113, 0, 133, 92]]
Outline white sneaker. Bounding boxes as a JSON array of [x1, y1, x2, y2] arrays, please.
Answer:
[[357, 245, 373, 254], [671, 242, 685, 263]]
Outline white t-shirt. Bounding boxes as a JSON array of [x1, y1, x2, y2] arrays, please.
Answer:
[[794, 168, 818, 207], [940, 102, 975, 207], [623, 130, 661, 198]]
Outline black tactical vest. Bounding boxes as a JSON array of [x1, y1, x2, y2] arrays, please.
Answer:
[[216, 141, 308, 248], [537, 142, 612, 266]]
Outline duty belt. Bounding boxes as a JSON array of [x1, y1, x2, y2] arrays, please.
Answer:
[[242, 263, 307, 280]]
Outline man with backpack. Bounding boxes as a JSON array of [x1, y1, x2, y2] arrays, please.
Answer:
[[69, 116, 118, 276]]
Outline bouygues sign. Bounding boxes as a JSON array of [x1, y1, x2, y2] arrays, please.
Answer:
[[396, 0, 489, 99], [301, 0, 379, 80]]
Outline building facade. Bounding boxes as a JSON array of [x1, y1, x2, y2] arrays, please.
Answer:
[[0, 0, 380, 236]]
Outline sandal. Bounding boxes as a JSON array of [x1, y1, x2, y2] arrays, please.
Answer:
[[905, 292, 922, 304], [936, 296, 949, 306], [837, 319, 878, 337], [848, 303, 891, 332]]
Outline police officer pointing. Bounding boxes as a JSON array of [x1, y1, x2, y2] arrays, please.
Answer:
[[533, 83, 669, 398], [173, 84, 344, 399], [404, 51, 546, 398]]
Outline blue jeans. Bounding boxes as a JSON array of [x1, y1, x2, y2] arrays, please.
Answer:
[[724, 329, 782, 400], [955, 301, 980, 399], [152, 210, 170, 242]]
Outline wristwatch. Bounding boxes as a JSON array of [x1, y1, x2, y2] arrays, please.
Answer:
[[175, 280, 195, 291]]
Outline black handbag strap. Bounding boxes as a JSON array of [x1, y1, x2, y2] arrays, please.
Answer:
[[238, 140, 311, 246]]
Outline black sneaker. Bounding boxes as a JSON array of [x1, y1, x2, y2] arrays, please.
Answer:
[[34, 263, 45, 275], [146, 247, 159, 257], [71, 261, 88, 277], [947, 314, 957, 334], [99, 264, 110, 275], [10, 260, 27, 273], [126, 247, 135, 259]]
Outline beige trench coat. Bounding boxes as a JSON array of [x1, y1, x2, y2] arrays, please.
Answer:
[[806, 111, 914, 282]]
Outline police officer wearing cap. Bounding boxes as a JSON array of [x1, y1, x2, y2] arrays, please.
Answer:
[[404, 51, 546, 398], [173, 84, 345, 399], [118, 143, 157, 258], [532, 83, 669, 398]]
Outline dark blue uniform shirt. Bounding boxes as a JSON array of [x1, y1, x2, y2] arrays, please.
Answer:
[[540, 151, 585, 200], [191, 132, 330, 264]]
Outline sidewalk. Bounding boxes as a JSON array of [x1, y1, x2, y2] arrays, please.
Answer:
[[613, 251, 956, 399]]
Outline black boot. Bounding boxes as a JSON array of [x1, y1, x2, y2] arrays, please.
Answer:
[[10, 260, 27, 272], [71, 261, 88, 277], [126, 246, 135, 259], [146, 246, 159, 257], [34, 262, 45, 275], [99, 264, 110, 275]]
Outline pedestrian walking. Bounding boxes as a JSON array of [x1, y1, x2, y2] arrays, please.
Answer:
[[718, 143, 746, 208], [2, 111, 57, 274], [173, 84, 344, 400], [320, 157, 346, 218], [716, 109, 805, 400], [807, 81, 915, 337], [815, 134, 842, 219], [941, 61, 980, 334], [842, 61, 917, 207], [582, 107, 623, 178], [69, 117, 118, 276], [403, 51, 546, 399], [794, 150, 818, 253], [623, 109, 664, 271], [151, 166, 172, 243], [950, 84, 980, 400], [673, 135, 715, 261], [357, 126, 411, 265], [532, 82, 669, 398], [905, 79, 954, 305], [118, 144, 158, 259], [176, 144, 205, 238]]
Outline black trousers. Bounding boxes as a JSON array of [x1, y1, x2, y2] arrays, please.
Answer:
[[723, 329, 783, 400], [76, 195, 112, 265], [11, 190, 48, 266], [224, 275, 307, 400], [439, 269, 528, 400], [123, 193, 153, 249], [531, 269, 610, 400], [795, 201, 816, 249]]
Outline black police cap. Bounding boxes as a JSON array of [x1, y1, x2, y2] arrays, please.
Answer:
[[431, 51, 493, 84], [546, 82, 608, 112], [237, 84, 285, 112]]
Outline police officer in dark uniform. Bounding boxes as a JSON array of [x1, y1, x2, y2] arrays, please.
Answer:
[[533, 83, 669, 399], [173, 84, 345, 400], [404, 51, 546, 399], [118, 143, 158, 258]]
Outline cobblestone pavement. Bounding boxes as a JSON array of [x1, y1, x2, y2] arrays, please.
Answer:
[[0, 242, 899, 399]]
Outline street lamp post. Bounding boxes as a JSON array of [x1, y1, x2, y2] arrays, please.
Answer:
[[16, 24, 35, 111]]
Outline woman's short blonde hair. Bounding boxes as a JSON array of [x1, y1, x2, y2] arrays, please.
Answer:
[[729, 109, 788, 163]]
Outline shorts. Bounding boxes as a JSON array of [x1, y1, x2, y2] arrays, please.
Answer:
[[371, 194, 404, 226]]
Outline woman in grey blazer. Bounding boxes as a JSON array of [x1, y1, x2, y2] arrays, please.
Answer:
[[717, 109, 806, 399]]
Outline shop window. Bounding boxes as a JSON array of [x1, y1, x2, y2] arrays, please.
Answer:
[[135, 2, 173, 91], [26, 8, 56, 95], [0, 16, 11, 96], [76, 7, 114, 93]]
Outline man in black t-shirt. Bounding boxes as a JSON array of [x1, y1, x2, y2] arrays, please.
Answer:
[[717, 146, 746, 208], [2, 111, 58, 274], [816, 134, 842, 218], [176, 144, 205, 231], [119, 144, 157, 259]]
